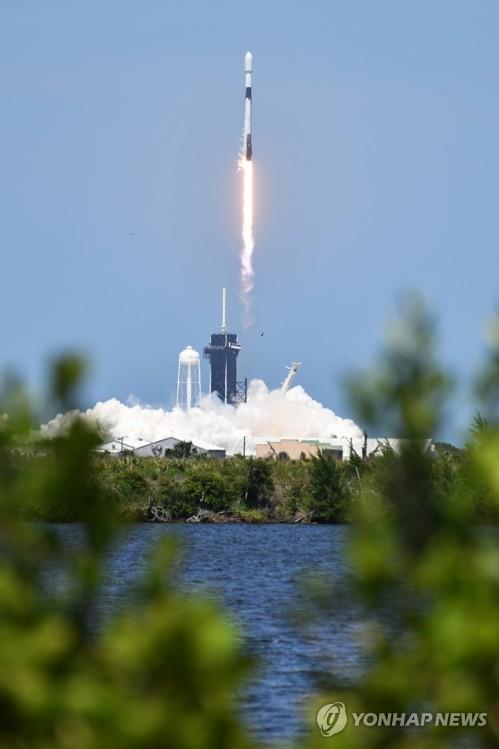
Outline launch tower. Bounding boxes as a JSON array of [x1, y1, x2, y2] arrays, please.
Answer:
[[204, 289, 247, 405]]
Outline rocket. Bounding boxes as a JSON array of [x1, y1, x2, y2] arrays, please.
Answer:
[[244, 51, 253, 161]]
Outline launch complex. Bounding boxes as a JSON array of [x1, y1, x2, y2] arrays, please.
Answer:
[[178, 53, 254, 409]]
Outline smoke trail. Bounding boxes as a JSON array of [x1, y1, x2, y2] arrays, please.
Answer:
[[240, 157, 255, 319]]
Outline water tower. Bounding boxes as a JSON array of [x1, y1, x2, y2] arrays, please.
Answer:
[[176, 346, 202, 410]]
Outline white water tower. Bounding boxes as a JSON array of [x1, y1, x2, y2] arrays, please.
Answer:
[[176, 346, 202, 410]]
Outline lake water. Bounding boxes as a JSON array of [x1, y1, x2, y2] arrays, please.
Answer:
[[49, 524, 368, 742]]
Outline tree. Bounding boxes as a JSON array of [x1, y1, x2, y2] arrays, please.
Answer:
[[164, 440, 196, 459], [308, 450, 346, 522], [183, 465, 231, 513], [0, 358, 255, 749], [303, 298, 499, 748], [245, 459, 274, 509]]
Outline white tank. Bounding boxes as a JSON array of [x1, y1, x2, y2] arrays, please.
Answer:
[[176, 346, 202, 410], [179, 345, 200, 365]]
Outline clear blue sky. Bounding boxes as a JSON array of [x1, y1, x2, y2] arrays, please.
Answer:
[[1, 1, 499, 438]]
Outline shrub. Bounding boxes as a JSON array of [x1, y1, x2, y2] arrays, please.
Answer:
[[0, 357, 255, 749], [244, 458, 274, 509], [307, 450, 347, 522]]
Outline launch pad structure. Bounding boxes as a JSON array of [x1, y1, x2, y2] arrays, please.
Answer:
[[204, 289, 247, 405]]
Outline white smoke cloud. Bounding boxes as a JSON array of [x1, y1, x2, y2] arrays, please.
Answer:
[[42, 379, 362, 455]]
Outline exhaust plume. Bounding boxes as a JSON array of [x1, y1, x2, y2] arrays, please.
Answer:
[[240, 157, 255, 311], [43, 379, 362, 456]]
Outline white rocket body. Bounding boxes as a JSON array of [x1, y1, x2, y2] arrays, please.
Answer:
[[244, 51, 253, 160]]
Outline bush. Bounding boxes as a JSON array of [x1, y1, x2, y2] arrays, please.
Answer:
[[0, 358, 255, 749], [244, 458, 274, 509], [303, 297, 499, 748], [307, 450, 347, 522], [182, 466, 231, 513]]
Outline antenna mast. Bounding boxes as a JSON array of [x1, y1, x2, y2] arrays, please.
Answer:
[[221, 287, 227, 333]]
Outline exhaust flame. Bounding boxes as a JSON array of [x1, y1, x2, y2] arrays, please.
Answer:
[[240, 156, 254, 320]]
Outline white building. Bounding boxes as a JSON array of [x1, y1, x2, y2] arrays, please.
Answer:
[[134, 437, 225, 459], [96, 437, 150, 456], [97, 435, 225, 459]]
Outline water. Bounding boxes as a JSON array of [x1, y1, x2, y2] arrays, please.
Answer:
[[47, 524, 367, 742]]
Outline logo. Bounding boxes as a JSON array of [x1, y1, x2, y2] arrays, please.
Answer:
[[316, 702, 348, 737], [315, 703, 487, 737]]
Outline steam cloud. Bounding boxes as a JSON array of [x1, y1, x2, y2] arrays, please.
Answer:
[[43, 379, 362, 455]]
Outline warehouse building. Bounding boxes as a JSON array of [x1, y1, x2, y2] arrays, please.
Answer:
[[97, 436, 225, 459]]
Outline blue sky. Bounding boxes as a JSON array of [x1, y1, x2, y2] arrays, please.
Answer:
[[1, 1, 498, 438]]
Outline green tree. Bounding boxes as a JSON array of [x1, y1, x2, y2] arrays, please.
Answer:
[[164, 440, 196, 459], [308, 450, 346, 522], [0, 359, 256, 749], [244, 458, 274, 509], [183, 464, 231, 513], [154, 468, 196, 519], [303, 298, 499, 749]]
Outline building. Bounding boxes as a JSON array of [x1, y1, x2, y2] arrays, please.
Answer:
[[255, 437, 434, 461], [97, 437, 150, 456], [134, 437, 225, 459], [97, 435, 225, 459], [255, 438, 344, 461]]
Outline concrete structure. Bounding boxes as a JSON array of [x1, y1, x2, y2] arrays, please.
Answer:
[[255, 437, 434, 461], [255, 438, 344, 461], [97, 435, 225, 459]]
